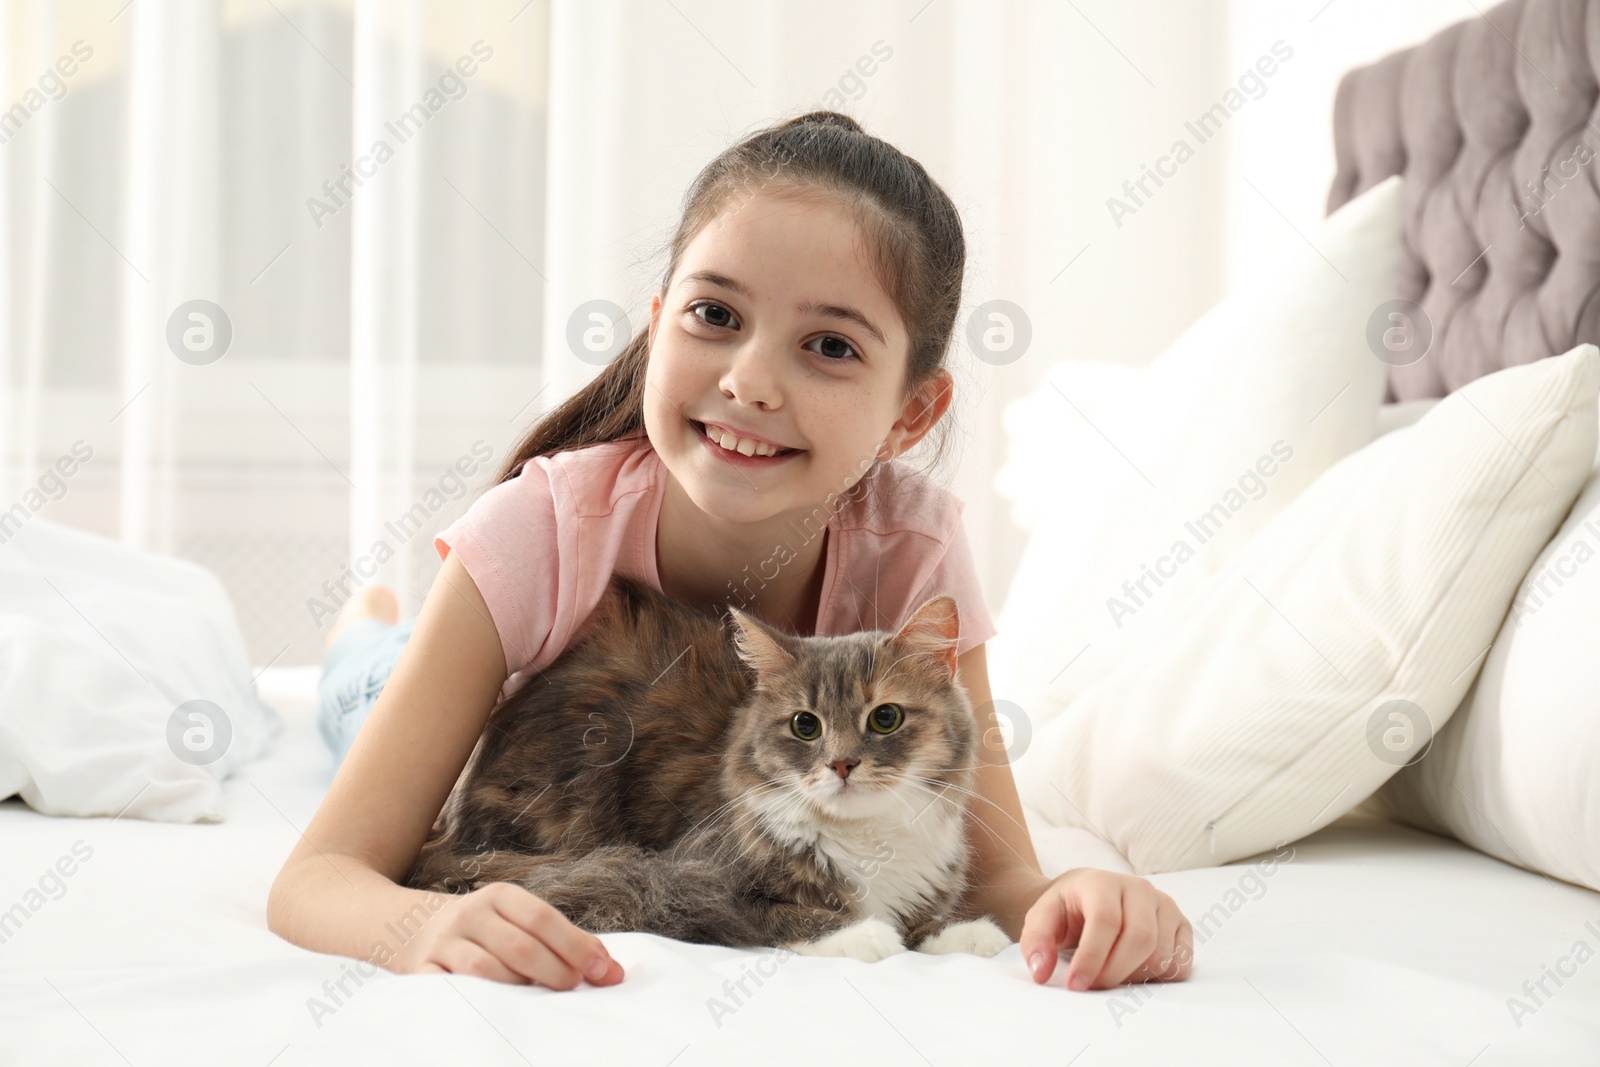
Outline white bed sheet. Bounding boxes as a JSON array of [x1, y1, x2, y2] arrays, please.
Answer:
[[2, 665, 1597, 1066]]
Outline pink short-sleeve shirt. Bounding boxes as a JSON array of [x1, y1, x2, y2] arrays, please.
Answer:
[[435, 434, 997, 702]]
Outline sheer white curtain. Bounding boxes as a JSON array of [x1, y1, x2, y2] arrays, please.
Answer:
[[4, 0, 1253, 671], [2, 0, 548, 668]]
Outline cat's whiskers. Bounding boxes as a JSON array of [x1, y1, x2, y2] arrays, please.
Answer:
[[682, 784, 815, 867], [694, 793, 800, 857], [901, 773, 1029, 831], [740, 786, 815, 846], [899, 776, 962, 818], [875, 778, 927, 824], [666, 776, 803, 861], [683, 775, 801, 839], [910, 758, 985, 773], [731, 779, 820, 847], [901, 774, 1037, 870]]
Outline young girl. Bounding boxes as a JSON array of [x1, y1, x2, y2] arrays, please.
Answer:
[[268, 110, 1194, 993]]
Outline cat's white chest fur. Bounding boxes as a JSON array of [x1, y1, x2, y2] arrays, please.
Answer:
[[819, 810, 962, 924], [757, 784, 966, 924], [753, 783, 1013, 962]]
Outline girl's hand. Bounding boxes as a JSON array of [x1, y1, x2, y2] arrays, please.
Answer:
[[388, 882, 625, 989], [1019, 868, 1193, 990]]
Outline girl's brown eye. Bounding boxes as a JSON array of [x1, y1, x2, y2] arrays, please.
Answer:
[[690, 301, 736, 329], [805, 335, 860, 362]]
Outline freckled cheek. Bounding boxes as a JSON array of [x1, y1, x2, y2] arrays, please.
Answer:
[[648, 349, 714, 421], [825, 396, 892, 449], [656, 340, 705, 387], [801, 407, 877, 460]]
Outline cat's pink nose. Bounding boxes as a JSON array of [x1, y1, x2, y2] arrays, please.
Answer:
[[830, 758, 858, 780]]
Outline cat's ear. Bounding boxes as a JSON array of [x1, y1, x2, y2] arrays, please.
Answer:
[[727, 607, 796, 677], [890, 594, 961, 680]]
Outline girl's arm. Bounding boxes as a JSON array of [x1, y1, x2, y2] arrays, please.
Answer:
[[954, 642, 1051, 932], [954, 643, 1195, 990], [266, 551, 622, 988]]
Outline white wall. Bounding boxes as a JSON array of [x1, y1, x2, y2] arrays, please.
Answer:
[[1223, 0, 1471, 294]]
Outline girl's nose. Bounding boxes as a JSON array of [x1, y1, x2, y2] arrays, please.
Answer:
[[718, 338, 783, 409]]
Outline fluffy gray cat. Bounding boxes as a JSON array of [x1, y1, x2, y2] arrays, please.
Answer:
[[407, 572, 1010, 961]]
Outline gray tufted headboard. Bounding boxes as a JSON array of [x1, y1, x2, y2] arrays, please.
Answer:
[[1326, 0, 1600, 401]]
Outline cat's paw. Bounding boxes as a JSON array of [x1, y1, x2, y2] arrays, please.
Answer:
[[915, 918, 1011, 957], [786, 916, 907, 963]]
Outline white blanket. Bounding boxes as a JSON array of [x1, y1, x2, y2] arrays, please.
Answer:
[[1, 666, 1595, 1064]]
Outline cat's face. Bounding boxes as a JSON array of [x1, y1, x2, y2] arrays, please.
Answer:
[[726, 595, 976, 822]]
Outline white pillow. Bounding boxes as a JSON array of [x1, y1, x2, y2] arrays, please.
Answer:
[[1015, 344, 1600, 872], [994, 175, 1403, 719], [1374, 398, 1440, 437], [988, 300, 1236, 700], [1374, 456, 1600, 891], [0, 517, 279, 822]]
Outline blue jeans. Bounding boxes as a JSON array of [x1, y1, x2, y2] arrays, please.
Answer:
[[317, 617, 416, 770]]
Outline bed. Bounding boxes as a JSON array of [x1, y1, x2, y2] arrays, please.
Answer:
[[6, 1, 1600, 1063], [2, 666, 1595, 1065]]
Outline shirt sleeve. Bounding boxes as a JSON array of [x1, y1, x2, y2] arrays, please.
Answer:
[[910, 508, 998, 660], [433, 462, 563, 686]]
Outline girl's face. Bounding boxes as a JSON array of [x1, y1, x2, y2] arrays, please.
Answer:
[[643, 188, 947, 526]]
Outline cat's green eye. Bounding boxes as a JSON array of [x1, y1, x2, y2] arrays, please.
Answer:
[[791, 711, 822, 741], [868, 703, 903, 734]]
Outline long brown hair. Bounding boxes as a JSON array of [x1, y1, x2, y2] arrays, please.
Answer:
[[493, 109, 966, 486]]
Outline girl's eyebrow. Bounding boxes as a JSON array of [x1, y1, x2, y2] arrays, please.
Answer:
[[678, 269, 887, 348]]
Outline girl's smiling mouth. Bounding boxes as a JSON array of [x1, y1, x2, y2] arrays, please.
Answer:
[[691, 419, 806, 465]]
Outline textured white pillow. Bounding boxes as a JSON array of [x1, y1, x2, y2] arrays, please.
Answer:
[[998, 175, 1403, 720], [1374, 398, 1440, 437], [0, 517, 278, 822], [1375, 457, 1600, 891], [988, 300, 1235, 700], [1015, 344, 1600, 872]]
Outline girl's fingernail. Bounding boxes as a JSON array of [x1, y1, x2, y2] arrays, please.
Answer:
[[1068, 971, 1090, 991], [1028, 952, 1044, 977], [587, 956, 610, 980]]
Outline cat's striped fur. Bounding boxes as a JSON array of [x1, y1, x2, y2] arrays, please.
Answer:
[[405, 572, 1009, 959]]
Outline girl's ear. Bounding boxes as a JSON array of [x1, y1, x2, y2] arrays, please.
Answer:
[[879, 369, 953, 460], [649, 292, 662, 347]]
